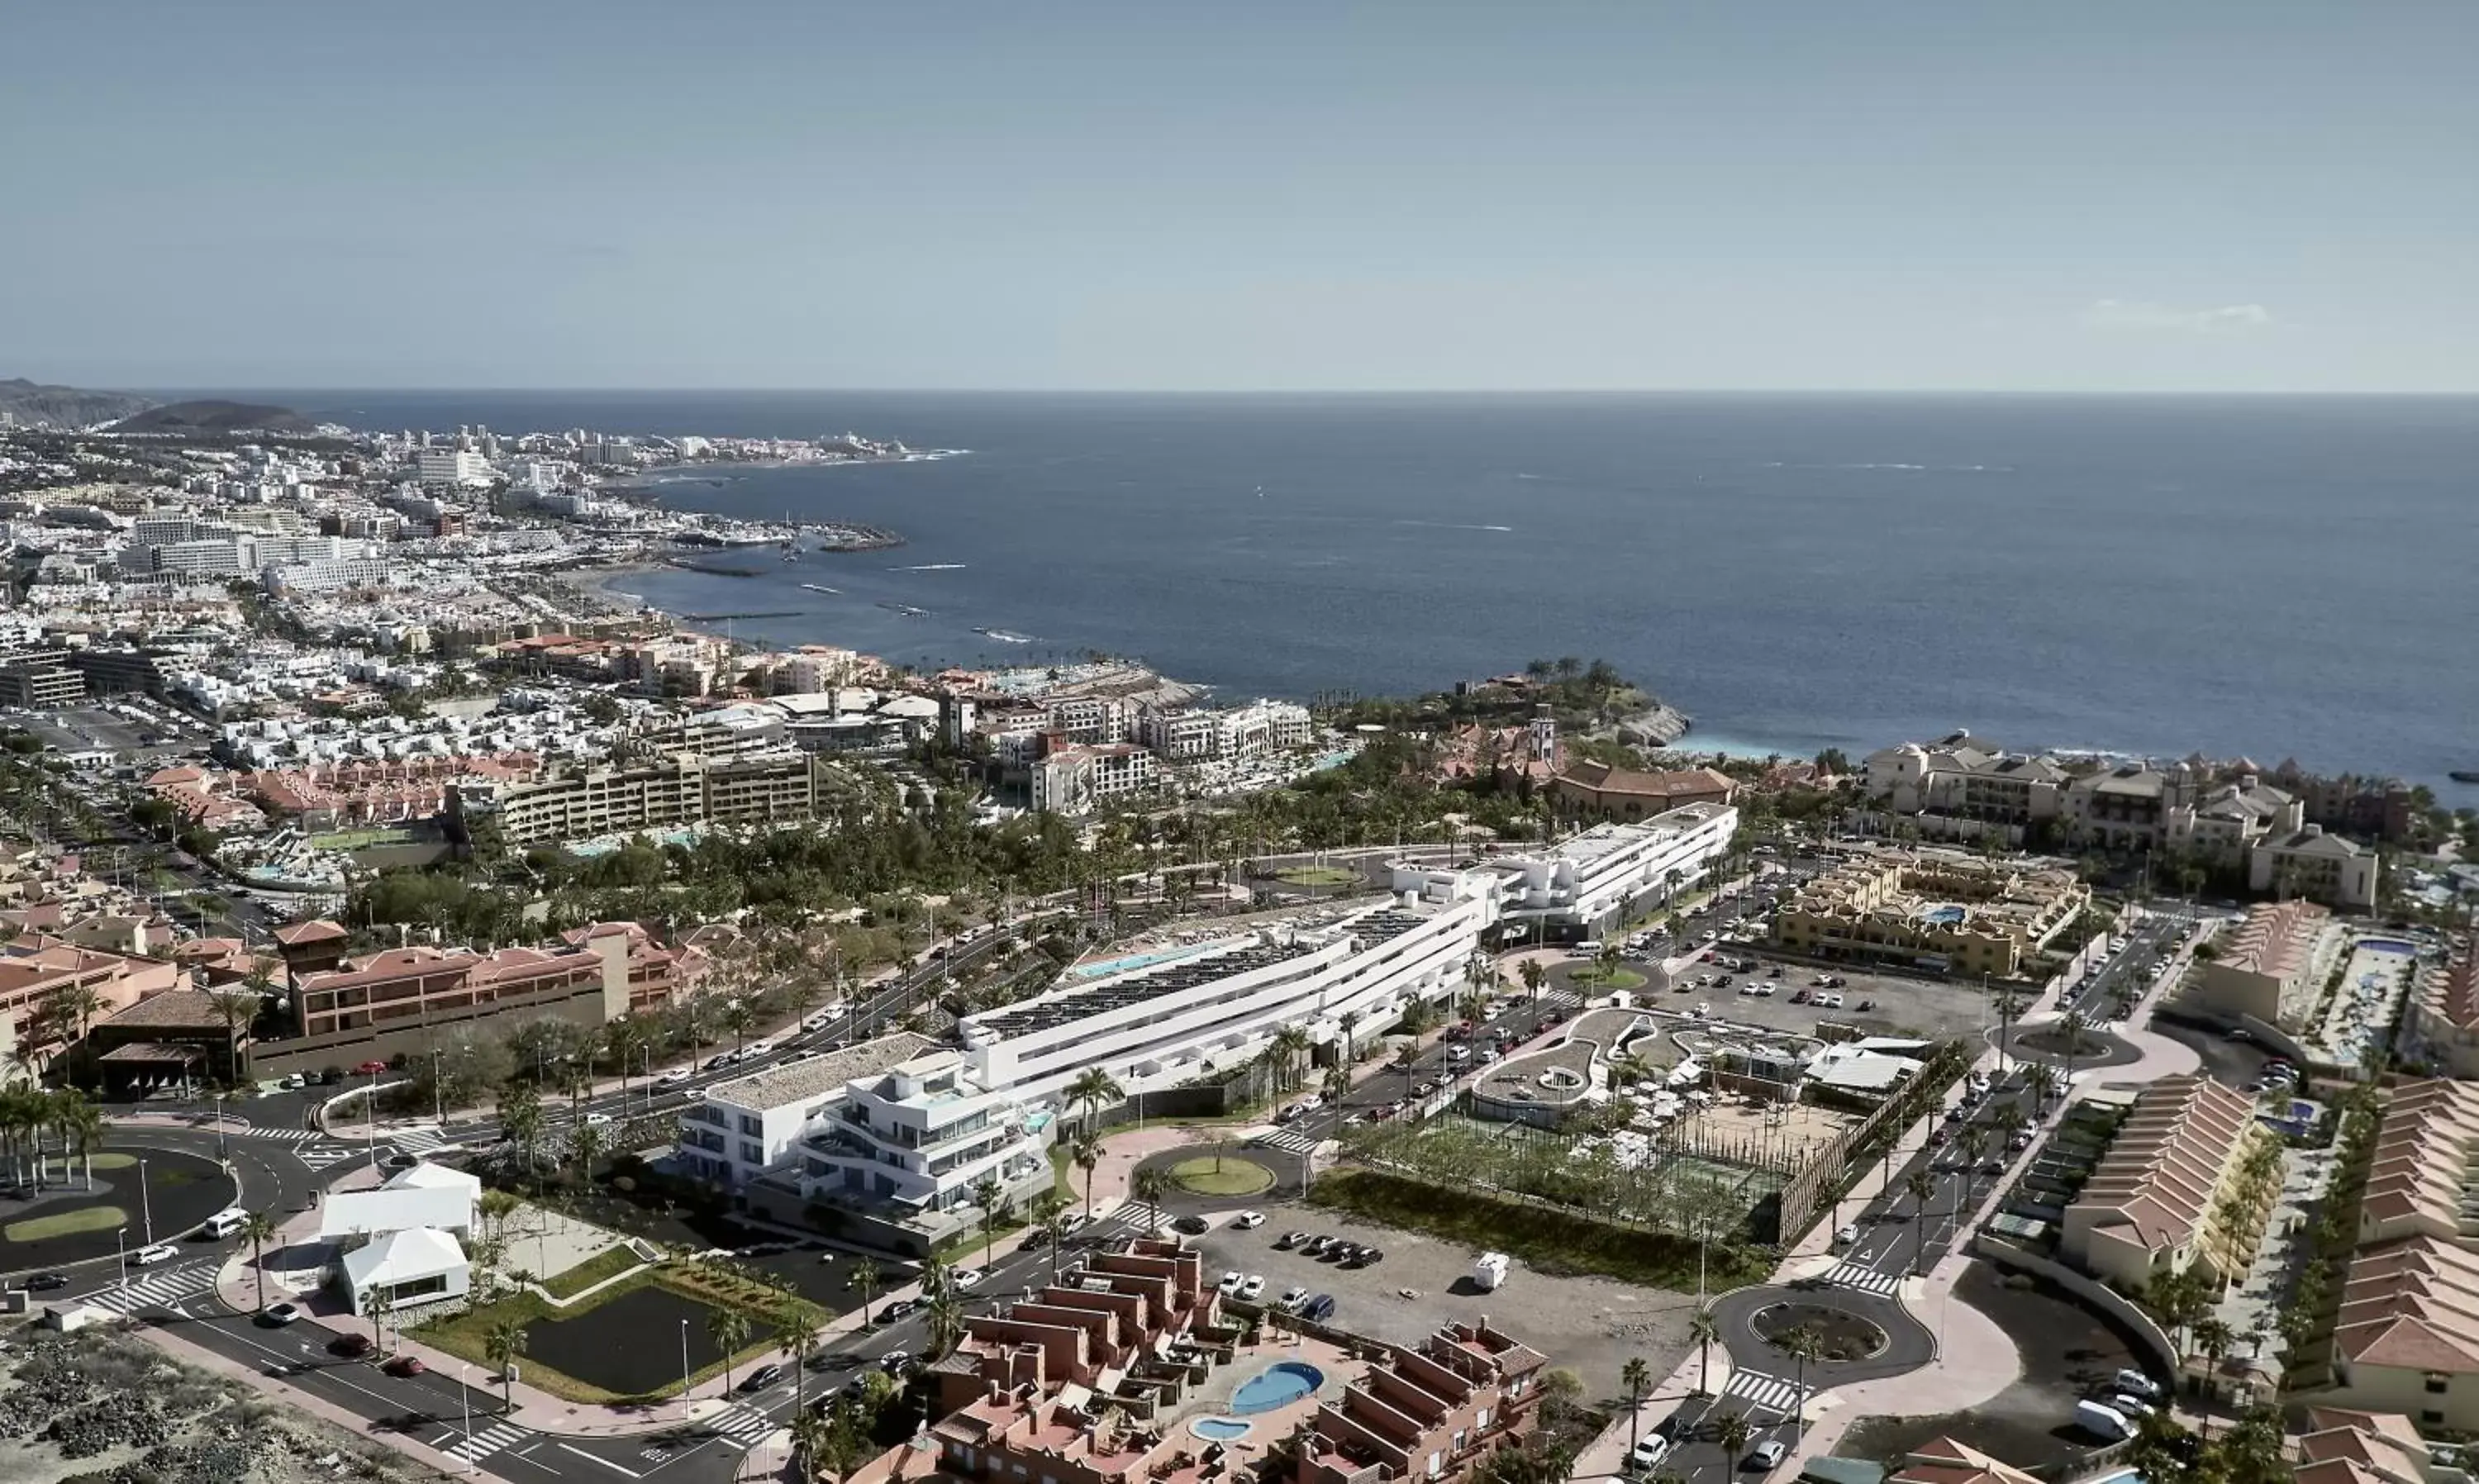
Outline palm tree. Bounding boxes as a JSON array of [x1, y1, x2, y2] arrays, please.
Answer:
[[1072, 1134, 1104, 1219], [1321, 1066, 1349, 1106], [778, 1301, 824, 1412], [2059, 1008, 2089, 1093], [1393, 1044, 1420, 1101], [1518, 958, 1547, 1003], [1769, 1325, 1822, 1434], [709, 1307, 753, 1393], [53, 1091, 102, 1190], [1620, 1356, 1651, 1451], [484, 1318, 528, 1412], [1905, 1169, 1935, 1275], [569, 1123, 607, 1187], [849, 1256, 883, 1325], [1718, 1410, 1753, 1477], [240, 1209, 280, 1312], [973, 1175, 1006, 1266], [1065, 1067, 1125, 1132], [720, 999, 761, 1061], [1131, 1166, 1169, 1234], [1337, 1010, 1362, 1068], [923, 1285, 966, 1358], [2193, 1317, 2234, 1443], [1687, 1307, 1720, 1396], [1270, 1026, 1313, 1093], [604, 1014, 655, 1105]]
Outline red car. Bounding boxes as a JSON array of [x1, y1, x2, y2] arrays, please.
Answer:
[[383, 1353, 426, 1377], [354, 1060, 390, 1076]]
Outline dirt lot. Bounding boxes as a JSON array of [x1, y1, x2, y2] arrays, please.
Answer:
[[1833, 1261, 2153, 1472], [1190, 1202, 1701, 1410], [1656, 948, 2010, 1045]]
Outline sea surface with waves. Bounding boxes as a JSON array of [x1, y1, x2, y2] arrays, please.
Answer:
[[255, 390, 2479, 790]]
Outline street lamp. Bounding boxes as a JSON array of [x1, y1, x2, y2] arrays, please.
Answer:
[[138, 1158, 153, 1244], [459, 1363, 475, 1475], [117, 1229, 130, 1309], [366, 1062, 382, 1170], [680, 1318, 691, 1398]]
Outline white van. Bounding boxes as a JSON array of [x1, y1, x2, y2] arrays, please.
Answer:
[[202, 1209, 249, 1239], [1572, 940, 1604, 958], [2074, 1399, 2132, 1441]]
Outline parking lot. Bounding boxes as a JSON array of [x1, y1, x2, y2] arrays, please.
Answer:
[[1, 700, 206, 759], [1189, 1203, 1701, 1406], [1592, 944, 2011, 1047]]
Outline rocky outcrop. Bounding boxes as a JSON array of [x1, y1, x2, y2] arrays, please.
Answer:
[[1611, 703, 1692, 747], [111, 399, 313, 434], [0, 376, 157, 429]]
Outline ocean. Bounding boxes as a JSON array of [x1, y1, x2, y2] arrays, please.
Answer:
[[259, 390, 2479, 790]]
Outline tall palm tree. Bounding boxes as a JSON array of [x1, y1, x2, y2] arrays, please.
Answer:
[[778, 1301, 824, 1412], [603, 1014, 654, 1105], [1620, 1356, 1651, 1451], [1905, 1169, 1935, 1275], [2192, 1317, 2234, 1443], [1687, 1308, 1720, 1396], [52, 1091, 103, 1190], [1064, 1067, 1125, 1132], [1518, 958, 1547, 1004], [923, 1285, 966, 1358], [1337, 1011, 1362, 1068], [240, 1209, 281, 1312], [709, 1307, 753, 1393], [1271, 1026, 1313, 1092], [1718, 1411, 1753, 1477], [720, 1000, 761, 1061], [1769, 1325, 1822, 1434], [484, 1318, 528, 1412], [1072, 1134, 1104, 1219], [569, 1123, 607, 1187], [849, 1256, 883, 1325], [973, 1175, 1006, 1266], [1130, 1166, 1169, 1234], [1393, 1044, 1420, 1102]]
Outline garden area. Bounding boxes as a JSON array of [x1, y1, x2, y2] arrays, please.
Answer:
[[1165, 1153, 1276, 1197], [1268, 865, 1360, 889]]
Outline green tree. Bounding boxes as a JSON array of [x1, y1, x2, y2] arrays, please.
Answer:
[[973, 1174, 1007, 1266], [1131, 1166, 1169, 1234], [778, 1301, 824, 1412], [709, 1307, 753, 1393], [1687, 1307, 1720, 1396], [484, 1318, 529, 1412], [240, 1209, 281, 1313], [1620, 1355, 1651, 1451], [1066, 1067, 1125, 1132], [1717, 1411, 1753, 1477], [1072, 1133, 1104, 1219]]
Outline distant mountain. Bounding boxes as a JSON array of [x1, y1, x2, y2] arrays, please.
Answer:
[[0, 377, 159, 430], [111, 399, 315, 435]]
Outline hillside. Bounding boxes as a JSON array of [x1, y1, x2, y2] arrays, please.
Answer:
[[0, 376, 158, 429], [111, 399, 315, 435]]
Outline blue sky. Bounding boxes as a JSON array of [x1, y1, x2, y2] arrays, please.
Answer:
[[6, 1, 2473, 391]]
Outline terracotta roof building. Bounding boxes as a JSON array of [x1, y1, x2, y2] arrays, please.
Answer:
[[2060, 1073, 2276, 1293], [2406, 935, 2479, 1080], [1552, 760, 1735, 821], [1887, 1436, 2043, 1484]]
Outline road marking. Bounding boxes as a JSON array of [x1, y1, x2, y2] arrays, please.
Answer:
[[560, 1443, 645, 1476], [503, 1445, 564, 1473]]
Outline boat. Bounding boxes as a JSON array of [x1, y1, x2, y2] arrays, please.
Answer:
[[799, 583, 842, 595], [877, 602, 931, 618], [2451, 771, 2479, 784]]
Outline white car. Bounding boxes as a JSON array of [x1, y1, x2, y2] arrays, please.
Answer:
[[1834, 1222, 1861, 1248], [1625, 1436, 1672, 1473], [583, 1111, 614, 1127], [951, 1267, 986, 1291], [1216, 1270, 1244, 1296], [745, 1039, 777, 1058], [133, 1243, 179, 1266], [655, 1068, 692, 1087], [1278, 1285, 1311, 1311], [1231, 1211, 1265, 1230], [1237, 1275, 1266, 1301]]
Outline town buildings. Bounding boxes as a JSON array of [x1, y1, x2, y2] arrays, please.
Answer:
[[2059, 1074, 2273, 1294], [321, 1160, 482, 1316], [2329, 1081, 2479, 1430], [1550, 759, 1737, 820], [673, 1031, 941, 1191], [446, 751, 818, 845], [1030, 743, 1159, 816], [1294, 1319, 1549, 1484], [2405, 937, 2479, 1080], [1769, 848, 2090, 981], [2251, 824, 2383, 911], [2192, 901, 2348, 1034], [1473, 801, 1739, 943], [0, 935, 184, 1069]]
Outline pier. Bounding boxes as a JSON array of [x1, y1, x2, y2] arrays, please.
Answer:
[[683, 610, 801, 621]]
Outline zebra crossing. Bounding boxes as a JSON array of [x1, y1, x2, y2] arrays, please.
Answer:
[[89, 1257, 221, 1316], [389, 1127, 459, 1157], [234, 1126, 324, 1144], [443, 1420, 530, 1464], [1256, 1127, 1319, 1156], [1821, 1262, 1904, 1296], [707, 1402, 783, 1450], [1722, 1368, 1810, 1417]]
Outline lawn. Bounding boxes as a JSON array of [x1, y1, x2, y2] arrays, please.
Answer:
[[1310, 1168, 1770, 1293], [3, 1206, 127, 1243], [1569, 966, 1648, 991], [540, 1244, 645, 1301], [1167, 1155, 1275, 1197], [1273, 865, 1359, 887], [86, 1153, 139, 1172]]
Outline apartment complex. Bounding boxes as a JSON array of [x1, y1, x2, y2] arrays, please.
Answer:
[[1294, 1320, 1549, 1484], [2193, 900, 2347, 1033], [2405, 937, 2479, 1080], [1030, 743, 1158, 816], [1863, 740, 2069, 824], [673, 1032, 940, 1190], [1550, 759, 1737, 821], [447, 750, 817, 844], [1769, 848, 2089, 980], [0, 936, 184, 1067], [2252, 825, 2383, 911], [286, 921, 692, 1048], [2059, 1073, 2275, 1293], [959, 878, 1501, 1108], [1475, 802, 1739, 941], [2332, 1082, 2479, 1430], [1136, 698, 1314, 761], [928, 1239, 1220, 1415]]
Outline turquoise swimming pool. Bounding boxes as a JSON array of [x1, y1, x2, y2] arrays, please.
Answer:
[[1230, 1361, 1323, 1414], [1189, 1418, 1253, 1442], [1068, 944, 1212, 980]]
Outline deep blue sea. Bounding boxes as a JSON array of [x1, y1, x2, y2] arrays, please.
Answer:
[[245, 391, 2479, 790]]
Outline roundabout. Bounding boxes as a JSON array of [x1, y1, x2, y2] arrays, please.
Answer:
[[1711, 1279, 1936, 1388], [1750, 1300, 1890, 1363], [1166, 1154, 1278, 1198], [1997, 1016, 2145, 1072], [0, 1139, 235, 1272]]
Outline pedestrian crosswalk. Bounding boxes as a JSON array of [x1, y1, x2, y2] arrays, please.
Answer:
[[90, 1256, 221, 1316], [1257, 1127, 1319, 1156], [236, 1126, 324, 1144], [444, 1420, 529, 1464], [390, 1127, 459, 1156], [1114, 1201, 1165, 1232], [1821, 1263, 1903, 1296], [1723, 1368, 1810, 1417], [707, 1402, 782, 1450]]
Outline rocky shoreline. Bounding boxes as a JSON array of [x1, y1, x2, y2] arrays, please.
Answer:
[[1608, 702, 1694, 747]]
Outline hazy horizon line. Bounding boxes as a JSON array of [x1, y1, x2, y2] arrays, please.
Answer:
[[128, 384, 2479, 401]]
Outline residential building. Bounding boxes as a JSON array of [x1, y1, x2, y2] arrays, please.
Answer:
[[323, 1161, 481, 1316], [2355, 1079, 2479, 1250], [2292, 1408, 2434, 1484], [960, 878, 1501, 1108], [673, 1032, 940, 1191], [1294, 1319, 1549, 1484], [0, 660, 85, 706], [413, 447, 492, 486], [1475, 801, 1739, 941], [448, 750, 817, 845], [2331, 1236, 2479, 1432], [2063, 763, 2302, 864], [1551, 760, 1736, 820], [1769, 849, 2089, 980], [2192, 900, 2346, 1033], [2251, 824, 2382, 911], [1030, 743, 1157, 816], [2407, 937, 2479, 1080], [1045, 695, 1130, 744], [929, 1239, 1219, 1414], [1863, 738, 2067, 825], [0, 937, 184, 1067], [1136, 699, 1313, 761], [2059, 1073, 2273, 1293], [1887, 1437, 2044, 1484]]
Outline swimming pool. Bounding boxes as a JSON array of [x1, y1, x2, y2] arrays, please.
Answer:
[[2358, 939, 2418, 955], [1917, 903, 1968, 925], [1190, 1418, 1253, 1442], [1068, 944, 1212, 980], [1230, 1361, 1323, 1414]]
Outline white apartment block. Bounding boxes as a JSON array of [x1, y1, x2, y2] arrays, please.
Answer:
[[414, 448, 492, 486], [1138, 699, 1314, 761], [1030, 743, 1156, 816], [1479, 801, 1740, 940], [2249, 824, 2381, 911], [675, 1033, 940, 1190], [959, 876, 1503, 1107], [1044, 695, 1130, 744], [790, 1049, 1052, 1223]]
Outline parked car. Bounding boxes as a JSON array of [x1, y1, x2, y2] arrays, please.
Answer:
[[1746, 1440, 1787, 1472], [1346, 1246, 1383, 1268], [1275, 1230, 1309, 1250], [1231, 1211, 1266, 1230], [1626, 1436, 1673, 1473], [878, 1298, 918, 1322], [2114, 1367, 2163, 1401], [1301, 1294, 1337, 1322], [1278, 1286, 1311, 1311], [1834, 1222, 1860, 1248], [354, 1060, 390, 1076], [1237, 1275, 1266, 1301], [1217, 1271, 1245, 1296], [740, 1363, 784, 1393], [331, 1332, 375, 1358], [878, 1350, 912, 1374]]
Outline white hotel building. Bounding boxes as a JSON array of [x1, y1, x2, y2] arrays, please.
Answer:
[[1479, 801, 1740, 943], [959, 872, 1505, 1107]]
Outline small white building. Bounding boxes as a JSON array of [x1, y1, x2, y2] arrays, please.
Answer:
[[321, 1162, 480, 1316], [340, 1227, 470, 1315], [674, 1032, 943, 1190]]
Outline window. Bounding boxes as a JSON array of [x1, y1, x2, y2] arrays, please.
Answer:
[[1427, 1453, 1442, 1478], [740, 1142, 764, 1163], [2424, 1410, 2444, 1426], [2428, 1373, 2452, 1395], [739, 1115, 762, 1136]]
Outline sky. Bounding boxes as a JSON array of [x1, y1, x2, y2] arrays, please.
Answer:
[[5, 2, 2474, 392]]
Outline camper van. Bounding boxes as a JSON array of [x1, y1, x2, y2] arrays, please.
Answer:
[[202, 1209, 249, 1239], [1472, 1251, 1511, 1291]]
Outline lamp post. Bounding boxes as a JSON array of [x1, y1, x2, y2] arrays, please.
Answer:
[[459, 1363, 475, 1475], [367, 1063, 382, 1170], [680, 1318, 692, 1398], [139, 1158, 154, 1244], [117, 1228, 130, 1308]]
